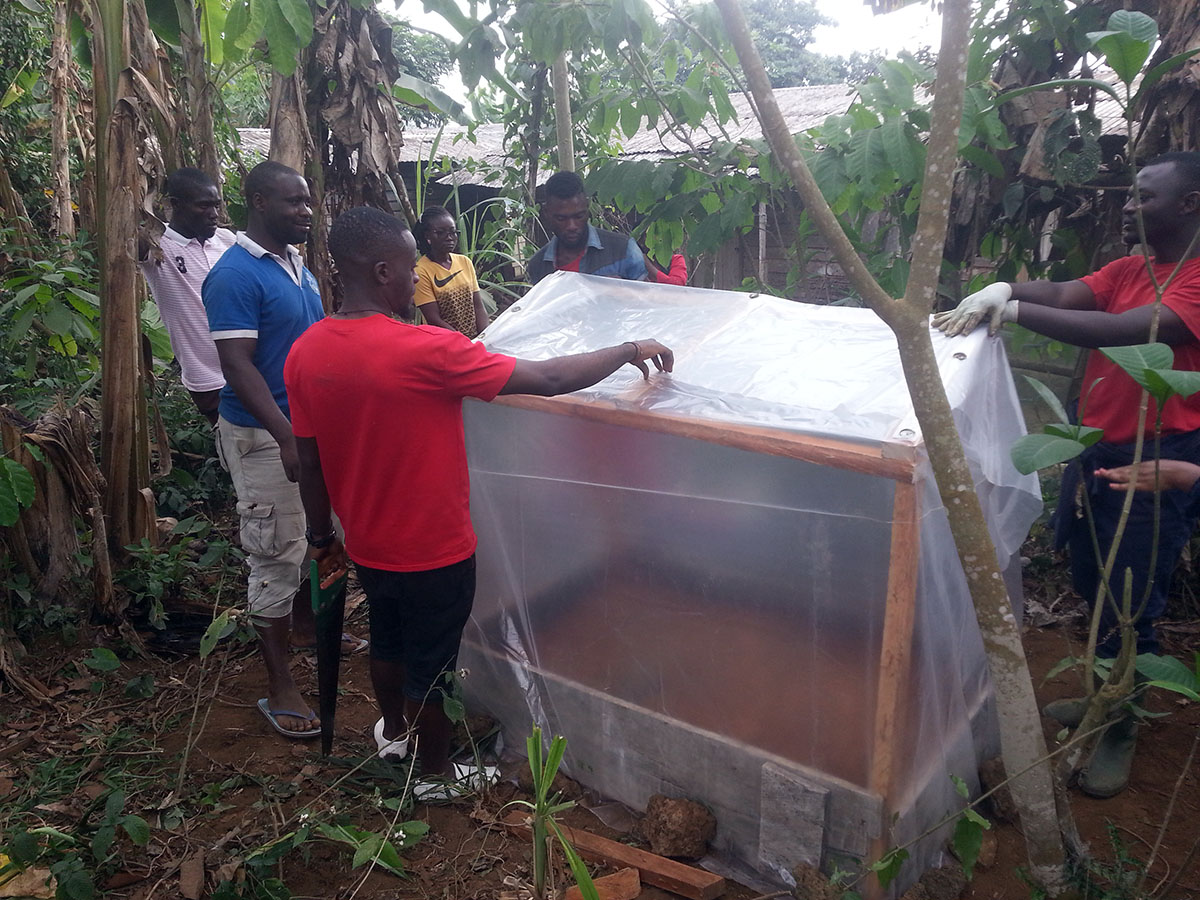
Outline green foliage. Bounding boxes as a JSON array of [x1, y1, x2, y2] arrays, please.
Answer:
[[504, 726, 598, 900], [381, 13, 458, 126], [869, 847, 909, 890], [220, 0, 312, 76], [949, 775, 991, 880], [0, 0, 53, 228], [117, 517, 242, 629], [0, 455, 35, 527], [84, 647, 121, 672], [0, 728, 160, 900], [1136, 651, 1200, 701], [1013, 342, 1200, 475], [0, 231, 102, 412], [315, 819, 429, 876], [219, 62, 271, 128]]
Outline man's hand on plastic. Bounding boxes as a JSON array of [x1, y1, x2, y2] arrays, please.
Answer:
[[931, 282, 1016, 337], [625, 340, 674, 380]]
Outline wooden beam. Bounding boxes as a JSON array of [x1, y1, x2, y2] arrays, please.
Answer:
[[564, 867, 640, 900], [491, 394, 917, 482], [501, 811, 726, 900], [865, 479, 921, 899]]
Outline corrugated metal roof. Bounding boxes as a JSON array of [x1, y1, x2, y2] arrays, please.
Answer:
[[238, 75, 1129, 188], [237, 84, 858, 185]]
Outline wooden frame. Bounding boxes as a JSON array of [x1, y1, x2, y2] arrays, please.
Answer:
[[481, 393, 935, 893]]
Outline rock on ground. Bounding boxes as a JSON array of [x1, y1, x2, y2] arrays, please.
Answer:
[[637, 794, 716, 859], [791, 862, 840, 900], [978, 756, 1017, 824]]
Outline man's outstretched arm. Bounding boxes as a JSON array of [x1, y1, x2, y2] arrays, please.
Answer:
[[933, 279, 1097, 337], [500, 340, 673, 397]]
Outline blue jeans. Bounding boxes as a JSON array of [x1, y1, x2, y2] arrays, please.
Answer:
[[1052, 430, 1200, 656]]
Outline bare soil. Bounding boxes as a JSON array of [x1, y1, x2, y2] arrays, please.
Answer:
[[1, 547, 1197, 900]]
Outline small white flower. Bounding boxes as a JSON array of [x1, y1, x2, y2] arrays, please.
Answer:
[[458, 667, 470, 679], [392, 828, 407, 841]]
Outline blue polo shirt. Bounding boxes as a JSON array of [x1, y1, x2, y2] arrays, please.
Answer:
[[202, 235, 324, 428]]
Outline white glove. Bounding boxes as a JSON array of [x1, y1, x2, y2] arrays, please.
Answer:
[[931, 282, 1017, 337]]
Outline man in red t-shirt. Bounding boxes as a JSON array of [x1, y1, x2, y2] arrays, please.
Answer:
[[284, 206, 672, 798], [934, 151, 1200, 797]]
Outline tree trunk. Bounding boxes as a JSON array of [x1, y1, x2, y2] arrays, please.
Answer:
[[269, 69, 309, 172], [176, 0, 219, 179], [49, 0, 76, 242], [0, 154, 33, 248], [552, 53, 574, 173], [90, 0, 153, 555], [714, 0, 1071, 890], [98, 91, 152, 553], [1141, 0, 1200, 157]]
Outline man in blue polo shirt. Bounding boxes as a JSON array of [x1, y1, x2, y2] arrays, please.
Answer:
[[526, 171, 651, 285], [203, 160, 339, 739]]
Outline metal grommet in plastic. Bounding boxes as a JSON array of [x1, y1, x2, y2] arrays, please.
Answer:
[[899, 428, 916, 439], [953, 352, 967, 361]]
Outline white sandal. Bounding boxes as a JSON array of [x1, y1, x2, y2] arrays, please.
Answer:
[[373, 717, 409, 761]]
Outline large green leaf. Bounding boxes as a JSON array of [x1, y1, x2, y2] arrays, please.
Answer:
[[1010, 434, 1087, 474], [237, 0, 269, 53], [1134, 48, 1200, 107], [1107, 9, 1158, 45], [144, 0, 183, 47], [0, 457, 36, 527], [1023, 374, 1069, 423], [1136, 653, 1199, 700], [881, 118, 921, 184], [1100, 343, 1173, 391], [959, 145, 1005, 178], [198, 0, 226, 67], [222, 0, 252, 62], [275, 0, 314, 47], [1043, 423, 1104, 448], [392, 75, 471, 125], [997, 78, 1122, 108], [265, 10, 301, 75], [1145, 368, 1200, 404], [1088, 31, 1153, 87]]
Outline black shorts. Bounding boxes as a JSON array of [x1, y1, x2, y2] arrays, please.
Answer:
[[356, 554, 476, 702]]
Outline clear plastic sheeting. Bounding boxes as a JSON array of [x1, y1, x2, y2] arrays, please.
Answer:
[[460, 272, 1041, 893]]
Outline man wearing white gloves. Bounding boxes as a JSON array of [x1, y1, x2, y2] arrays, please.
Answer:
[[933, 151, 1200, 798]]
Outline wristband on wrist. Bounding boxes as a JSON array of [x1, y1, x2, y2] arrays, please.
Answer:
[[624, 341, 640, 362], [305, 525, 336, 548]]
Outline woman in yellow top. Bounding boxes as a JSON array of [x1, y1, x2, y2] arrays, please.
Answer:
[[414, 206, 490, 338]]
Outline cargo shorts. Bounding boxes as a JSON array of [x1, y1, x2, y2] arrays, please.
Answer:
[[215, 417, 306, 621]]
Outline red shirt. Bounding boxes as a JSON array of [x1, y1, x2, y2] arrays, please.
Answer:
[[653, 254, 687, 286], [285, 315, 516, 571], [1079, 254, 1200, 443]]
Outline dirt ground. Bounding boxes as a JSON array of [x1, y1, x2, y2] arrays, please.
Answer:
[[1, 549, 1198, 900]]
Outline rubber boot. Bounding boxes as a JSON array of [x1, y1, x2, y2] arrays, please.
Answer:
[[1042, 695, 1089, 728], [1079, 712, 1139, 798], [1043, 670, 1145, 728]]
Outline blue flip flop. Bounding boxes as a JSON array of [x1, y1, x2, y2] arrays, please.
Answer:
[[257, 698, 321, 739]]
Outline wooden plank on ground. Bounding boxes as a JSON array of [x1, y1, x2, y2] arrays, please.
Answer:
[[564, 866, 641, 900], [501, 811, 725, 900]]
